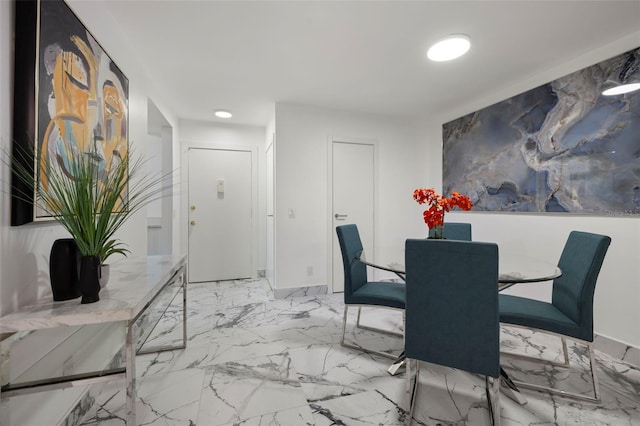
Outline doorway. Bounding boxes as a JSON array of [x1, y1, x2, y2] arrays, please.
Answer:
[[147, 100, 173, 256], [330, 139, 375, 292], [188, 148, 252, 282]]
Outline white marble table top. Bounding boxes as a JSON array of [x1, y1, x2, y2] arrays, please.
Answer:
[[0, 254, 187, 333]]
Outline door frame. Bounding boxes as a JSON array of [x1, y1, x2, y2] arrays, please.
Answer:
[[265, 134, 275, 289], [326, 136, 379, 293], [187, 143, 258, 280]]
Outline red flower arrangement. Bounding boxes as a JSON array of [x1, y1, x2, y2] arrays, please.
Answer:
[[413, 188, 473, 238]]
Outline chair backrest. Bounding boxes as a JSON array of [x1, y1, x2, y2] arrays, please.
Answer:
[[405, 239, 500, 378], [552, 231, 611, 342], [336, 224, 368, 297], [428, 222, 472, 241]]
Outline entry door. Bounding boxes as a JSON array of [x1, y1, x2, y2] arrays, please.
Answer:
[[332, 141, 375, 292], [188, 148, 252, 282]]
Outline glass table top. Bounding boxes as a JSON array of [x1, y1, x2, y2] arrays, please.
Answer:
[[358, 247, 561, 285]]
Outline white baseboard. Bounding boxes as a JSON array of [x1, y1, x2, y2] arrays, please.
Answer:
[[594, 333, 640, 368], [273, 284, 328, 299]]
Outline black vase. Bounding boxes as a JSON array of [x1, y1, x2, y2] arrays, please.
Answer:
[[49, 239, 81, 301], [79, 255, 101, 304]]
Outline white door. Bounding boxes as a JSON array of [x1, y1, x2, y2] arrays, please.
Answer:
[[332, 141, 375, 292], [188, 148, 252, 282]]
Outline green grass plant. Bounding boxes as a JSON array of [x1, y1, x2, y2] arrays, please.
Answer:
[[10, 141, 173, 262]]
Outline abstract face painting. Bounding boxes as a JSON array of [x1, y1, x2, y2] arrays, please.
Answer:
[[37, 0, 129, 217]]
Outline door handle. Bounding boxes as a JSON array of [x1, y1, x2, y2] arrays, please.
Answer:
[[334, 214, 348, 220]]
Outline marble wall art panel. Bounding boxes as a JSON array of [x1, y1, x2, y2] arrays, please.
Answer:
[[443, 47, 640, 215]]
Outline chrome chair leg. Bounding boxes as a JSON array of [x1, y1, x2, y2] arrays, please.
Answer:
[[501, 330, 569, 368], [407, 359, 420, 426], [405, 356, 411, 393], [341, 305, 349, 346], [504, 336, 601, 403], [354, 306, 403, 338], [486, 376, 501, 426], [588, 342, 601, 402], [340, 304, 402, 360], [561, 337, 570, 367]]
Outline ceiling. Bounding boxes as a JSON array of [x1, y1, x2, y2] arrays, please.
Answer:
[[100, 1, 640, 127]]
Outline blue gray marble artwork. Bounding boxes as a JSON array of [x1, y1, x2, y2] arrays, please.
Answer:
[[443, 47, 640, 214]]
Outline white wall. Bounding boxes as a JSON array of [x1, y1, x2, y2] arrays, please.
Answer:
[[424, 33, 640, 349], [180, 119, 267, 275], [0, 0, 183, 314], [273, 103, 428, 290]]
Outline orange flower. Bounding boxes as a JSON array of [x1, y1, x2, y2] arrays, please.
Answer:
[[413, 187, 473, 231]]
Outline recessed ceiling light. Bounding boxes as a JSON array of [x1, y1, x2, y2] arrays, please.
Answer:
[[602, 83, 640, 96], [427, 35, 471, 62], [214, 110, 232, 118]]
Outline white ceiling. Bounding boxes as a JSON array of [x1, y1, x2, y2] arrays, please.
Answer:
[[101, 1, 640, 127]]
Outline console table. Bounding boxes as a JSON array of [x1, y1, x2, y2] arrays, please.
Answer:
[[0, 254, 187, 426]]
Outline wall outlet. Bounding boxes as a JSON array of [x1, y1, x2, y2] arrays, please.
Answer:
[[306, 266, 313, 276]]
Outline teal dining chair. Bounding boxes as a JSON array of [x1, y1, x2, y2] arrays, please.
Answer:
[[405, 238, 501, 425], [499, 231, 611, 402], [336, 224, 405, 359], [428, 222, 472, 240]]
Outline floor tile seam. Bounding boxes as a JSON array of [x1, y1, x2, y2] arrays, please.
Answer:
[[231, 400, 315, 424], [301, 385, 384, 405], [136, 342, 293, 374], [201, 348, 295, 370], [198, 351, 306, 377], [234, 324, 344, 346]]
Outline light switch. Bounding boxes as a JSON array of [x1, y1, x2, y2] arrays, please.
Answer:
[[288, 208, 296, 219], [217, 179, 224, 193]]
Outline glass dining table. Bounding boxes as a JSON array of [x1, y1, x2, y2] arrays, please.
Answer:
[[359, 247, 562, 288], [358, 246, 562, 405]]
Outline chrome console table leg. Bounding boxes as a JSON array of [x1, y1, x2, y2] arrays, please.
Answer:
[[126, 322, 136, 426], [182, 270, 188, 349]]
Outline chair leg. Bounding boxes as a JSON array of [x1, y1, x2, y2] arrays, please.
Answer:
[[561, 337, 570, 367], [407, 359, 420, 426], [588, 342, 601, 402], [509, 340, 601, 403], [341, 305, 349, 346], [340, 304, 401, 360], [354, 306, 403, 338], [486, 376, 501, 426], [405, 356, 411, 393], [501, 333, 569, 368]]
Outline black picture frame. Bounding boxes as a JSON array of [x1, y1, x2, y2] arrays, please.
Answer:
[[11, 0, 129, 225]]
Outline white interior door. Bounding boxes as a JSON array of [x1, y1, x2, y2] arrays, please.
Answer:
[[188, 148, 252, 282], [332, 141, 375, 292]]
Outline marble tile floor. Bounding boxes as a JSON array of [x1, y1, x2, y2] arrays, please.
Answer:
[[54, 279, 640, 425]]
